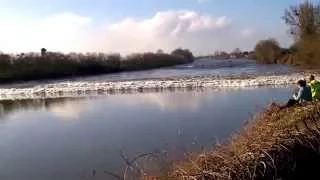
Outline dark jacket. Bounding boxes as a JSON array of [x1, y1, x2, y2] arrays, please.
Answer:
[[293, 86, 312, 102]]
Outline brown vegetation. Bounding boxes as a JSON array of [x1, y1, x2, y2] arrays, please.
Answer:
[[295, 34, 320, 68], [0, 49, 194, 83], [254, 1, 320, 68], [151, 103, 320, 180], [254, 39, 281, 64], [283, 1, 320, 39]]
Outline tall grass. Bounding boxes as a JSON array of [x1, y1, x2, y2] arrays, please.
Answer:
[[0, 50, 194, 83], [149, 103, 320, 180]]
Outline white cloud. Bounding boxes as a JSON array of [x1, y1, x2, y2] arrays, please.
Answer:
[[0, 11, 91, 53], [92, 11, 233, 54], [0, 10, 291, 55]]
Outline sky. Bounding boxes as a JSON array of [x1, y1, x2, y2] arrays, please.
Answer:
[[0, 0, 318, 55]]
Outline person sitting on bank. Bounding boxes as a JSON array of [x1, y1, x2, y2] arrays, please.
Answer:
[[309, 75, 320, 101], [269, 80, 313, 110], [285, 80, 312, 108]]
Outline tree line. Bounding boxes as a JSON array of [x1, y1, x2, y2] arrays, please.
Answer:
[[0, 48, 194, 83], [253, 1, 320, 68]]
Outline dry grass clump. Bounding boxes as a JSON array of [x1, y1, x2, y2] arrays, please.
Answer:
[[154, 103, 320, 180]]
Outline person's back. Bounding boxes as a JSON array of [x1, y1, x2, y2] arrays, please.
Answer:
[[294, 85, 312, 102], [309, 79, 320, 101]]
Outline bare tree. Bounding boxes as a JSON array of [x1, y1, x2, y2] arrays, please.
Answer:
[[41, 48, 47, 57], [283, 1, 320, 39]]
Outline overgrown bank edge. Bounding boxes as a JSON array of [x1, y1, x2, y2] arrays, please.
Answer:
[[149, 103, 320, 180]]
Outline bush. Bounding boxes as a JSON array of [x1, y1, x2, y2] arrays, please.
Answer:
[[171, 48, 194, 60], [0, 49, 194, 83], [254, 39, 281, 64], [295, 34, 320, 68], [120, 52, 191, 71], [0, 52, 121, 82], [281, 1, 320, 68]]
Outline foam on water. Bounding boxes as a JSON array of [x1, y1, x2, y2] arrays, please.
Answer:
[[0, 73, 305, 100]]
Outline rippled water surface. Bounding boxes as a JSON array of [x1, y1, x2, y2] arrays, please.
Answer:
[[76, 59, 293, 81], [0, 87, 294, 180]]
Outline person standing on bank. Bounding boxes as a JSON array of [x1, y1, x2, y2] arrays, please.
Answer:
[[309, 75, 320, 101]]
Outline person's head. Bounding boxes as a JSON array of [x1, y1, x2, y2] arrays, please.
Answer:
[[297, 80, 307, 87], [310, 75, 315, 81]]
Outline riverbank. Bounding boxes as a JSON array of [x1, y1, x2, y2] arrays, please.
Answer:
[[149, 102, 320, 180], [0, 72, 308, 100], [0, 50, 193, 83]]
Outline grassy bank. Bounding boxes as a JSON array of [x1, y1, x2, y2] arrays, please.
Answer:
[[149, 103, 320, 180], [0, 49, 194, 83]]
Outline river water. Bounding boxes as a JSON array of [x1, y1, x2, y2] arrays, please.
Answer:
[[0, 59, 293, 89], [73, 58, 293, 81], [0, 59, 295, 180]]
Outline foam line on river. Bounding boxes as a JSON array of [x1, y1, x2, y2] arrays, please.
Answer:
[[0, 73, 304, 100]]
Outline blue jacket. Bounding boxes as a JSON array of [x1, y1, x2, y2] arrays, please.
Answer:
[[293, 86, 312, 102]]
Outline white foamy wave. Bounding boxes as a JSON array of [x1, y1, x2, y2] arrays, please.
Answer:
[[0, 73, 304, 100]]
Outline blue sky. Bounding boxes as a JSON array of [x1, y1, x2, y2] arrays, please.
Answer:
[[1, 0, 305, 22], [0, 0, 318, 54]]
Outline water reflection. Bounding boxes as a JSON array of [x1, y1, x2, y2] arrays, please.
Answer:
[[0, 88, 222, 120], [48, 100, 89, 119], [0, 87, 293, 180], [0, 98, 88, 120], [0, 86, 292, 120], [114, 90, 208, 111]]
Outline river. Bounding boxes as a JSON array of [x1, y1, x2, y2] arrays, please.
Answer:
[[0, 59, 293, 88], [0, 59, 296, 180]]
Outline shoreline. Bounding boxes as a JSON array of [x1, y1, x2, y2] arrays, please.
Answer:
[[149, 102, 320, 180], [0, 72, 308, 100]]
